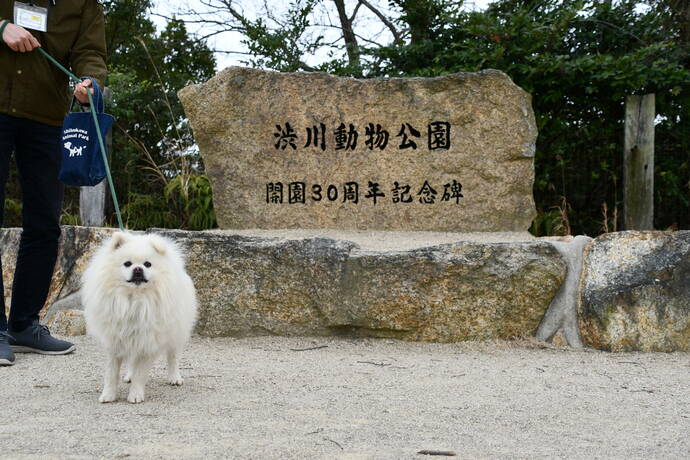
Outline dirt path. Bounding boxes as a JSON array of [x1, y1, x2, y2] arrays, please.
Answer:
[[2, 336, 688, 459]]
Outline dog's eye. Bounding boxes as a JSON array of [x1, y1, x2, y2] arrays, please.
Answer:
[[144, 261, 152, 268], [124, 261, 132, 267]]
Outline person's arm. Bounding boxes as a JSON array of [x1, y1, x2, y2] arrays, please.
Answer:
[[0, 19, 41, 52], [70, 1, 107, 104]]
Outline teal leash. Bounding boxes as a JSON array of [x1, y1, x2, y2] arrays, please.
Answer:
[[37, 47, 125, 231]]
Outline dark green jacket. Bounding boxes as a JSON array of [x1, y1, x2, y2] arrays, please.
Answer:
[[0, 0, 107, 126]]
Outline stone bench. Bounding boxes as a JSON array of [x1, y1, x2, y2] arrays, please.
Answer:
[[2, 226, 687, 351]]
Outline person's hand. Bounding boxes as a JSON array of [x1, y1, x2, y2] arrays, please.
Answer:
[[1, 23, 40, 52], [74, 79, 94, 105]]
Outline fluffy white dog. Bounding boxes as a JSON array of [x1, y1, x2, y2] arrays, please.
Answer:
[[82, 232, 197, 404]]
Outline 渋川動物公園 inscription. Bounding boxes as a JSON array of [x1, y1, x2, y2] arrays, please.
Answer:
[[273, 121, 451, 151]]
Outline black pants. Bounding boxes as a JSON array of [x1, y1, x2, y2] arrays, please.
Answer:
[[0, 114, 64, 332]]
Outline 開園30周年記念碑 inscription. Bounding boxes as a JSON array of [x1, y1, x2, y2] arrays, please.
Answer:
[[179, 67, 537, 232]]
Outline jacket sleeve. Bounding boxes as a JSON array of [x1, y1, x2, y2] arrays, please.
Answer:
[[69, 0, 107, 88]]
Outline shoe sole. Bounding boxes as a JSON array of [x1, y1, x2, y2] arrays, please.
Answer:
[[0, 358, 14, 366], [11, 345, 76, 355]]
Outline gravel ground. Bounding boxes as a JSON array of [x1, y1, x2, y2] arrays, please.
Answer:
[[1, 335, 688, 460]]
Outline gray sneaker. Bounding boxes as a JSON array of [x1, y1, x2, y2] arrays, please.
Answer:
[[0, 331, 16, 365], [9, 321, 76, 355]]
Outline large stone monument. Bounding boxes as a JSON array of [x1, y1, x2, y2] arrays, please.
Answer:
[[172, 67, 564, 343], [179, 67, 537, 232]]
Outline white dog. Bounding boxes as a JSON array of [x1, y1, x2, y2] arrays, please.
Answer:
[[82, 232, 197, 404]]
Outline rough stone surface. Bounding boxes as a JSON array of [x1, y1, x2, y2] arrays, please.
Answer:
[[46, 308, 87, 336], [179, 67, 537, 232], [0, 228, 19, 319], [43, 292, 86, 336], [580, 231, 690, 352], [157, 229, 565, 342], [2, 227, 563, 342], [1, 226, 116, 328]]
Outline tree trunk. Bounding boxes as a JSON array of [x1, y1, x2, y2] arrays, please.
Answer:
[[332, 0, 361, 70]]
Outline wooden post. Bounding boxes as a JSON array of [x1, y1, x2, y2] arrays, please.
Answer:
[[79, 87, 111, 227], [623, 93, 655, 230]]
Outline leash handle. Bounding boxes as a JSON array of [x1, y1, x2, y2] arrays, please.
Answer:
[[68, 77, 105, 114], [37, 47, 124, 231]]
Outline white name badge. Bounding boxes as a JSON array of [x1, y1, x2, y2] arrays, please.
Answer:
[[14, 2, 48, 32]]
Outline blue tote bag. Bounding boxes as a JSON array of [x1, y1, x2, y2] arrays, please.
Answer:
[[59, 79, 115, 187]]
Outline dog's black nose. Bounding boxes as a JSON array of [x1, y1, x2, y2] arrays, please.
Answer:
[[128, 266, 148, 285]]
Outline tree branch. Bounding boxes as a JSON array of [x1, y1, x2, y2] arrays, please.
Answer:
[[359, 0, 403, 44]]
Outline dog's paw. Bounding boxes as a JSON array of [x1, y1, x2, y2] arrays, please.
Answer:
[[168, 375, 184, 386], [99, 389, 118, 403], [127, 388, 145, 404]]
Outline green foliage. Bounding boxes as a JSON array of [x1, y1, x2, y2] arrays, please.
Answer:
[[122, 192, 177, 229], [59, 191, 82, 225], [1, 0, 218, 231], [390, 0, 461, 44], [530, 209, 566, 237], [122, 174, 218, 230], [361, 0, 690, 235], [100, 1, 217, 230], [60, 213, 81, 226], [164, 174, 217, 230], [529, 196, 571, 237], [3, 198, 21, 227], [240, 0, 324, 72]]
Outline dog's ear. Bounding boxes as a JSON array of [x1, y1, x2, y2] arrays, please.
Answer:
[[150, 237, 168, 255], [110, 232, 129, 250]]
